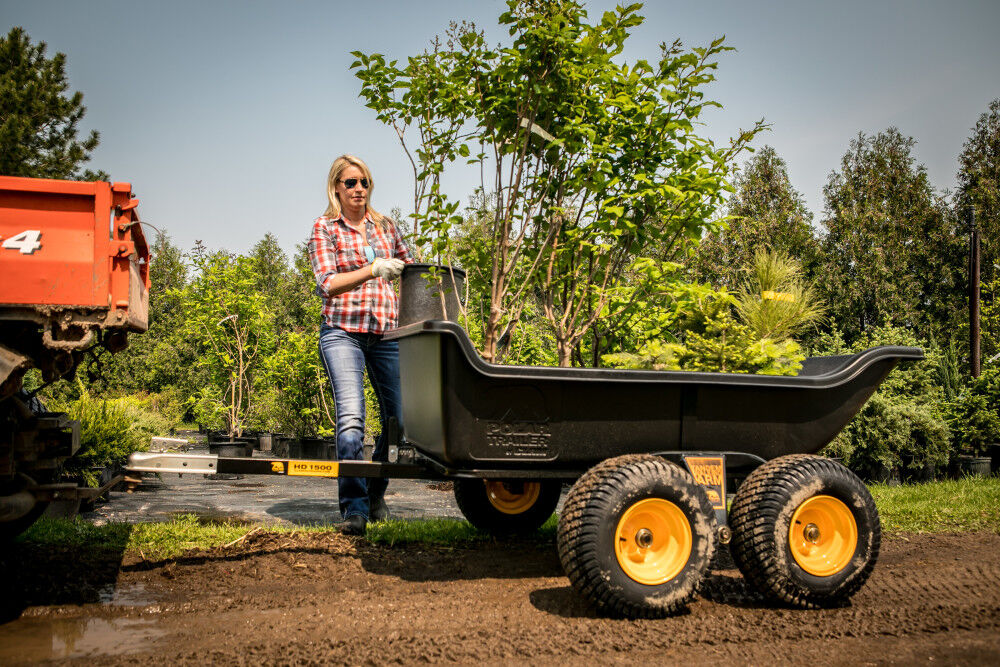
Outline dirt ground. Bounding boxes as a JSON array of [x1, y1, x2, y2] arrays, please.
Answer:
[[1, 529, 999, 665]]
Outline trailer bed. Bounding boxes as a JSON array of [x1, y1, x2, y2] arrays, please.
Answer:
[[386, 320, 924, 469]]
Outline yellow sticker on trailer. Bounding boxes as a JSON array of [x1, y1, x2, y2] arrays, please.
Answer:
[[683, 456, 726, 510], [287, 460, 340, 477]]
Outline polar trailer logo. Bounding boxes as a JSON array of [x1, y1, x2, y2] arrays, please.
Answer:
[[0, 230, 43, 255]]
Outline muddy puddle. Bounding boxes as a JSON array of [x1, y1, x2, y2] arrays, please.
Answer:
[[0, 616, 164, 661], [97, 581, 157, 607]]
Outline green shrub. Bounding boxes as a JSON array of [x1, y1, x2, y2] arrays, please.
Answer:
[[115, 394, 176, 442], [60, 388, 151, 486], [946, 368, 1000, 455], [817, 325, 951, 478], [826, 394, 950, 479], [258, 329, 335, 438], [187, 385, 226, 432], [733, 249, 827, 341]]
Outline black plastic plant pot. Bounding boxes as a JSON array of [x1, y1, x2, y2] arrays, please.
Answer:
[[958, 456, 992, 478], [397, 263, 466, 327], [237, 432, 262, 449], [207, 430, 256, 444], [208, 440, 253, 458], [989, 444, 1000, 476], [299, 437, 332, 460], [272, 436, 297, 458]]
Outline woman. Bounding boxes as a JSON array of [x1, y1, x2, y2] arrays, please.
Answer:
[[308, 155, 413, 535]]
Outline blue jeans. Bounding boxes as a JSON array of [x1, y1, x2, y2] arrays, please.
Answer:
[[318, 324, 402, 520]]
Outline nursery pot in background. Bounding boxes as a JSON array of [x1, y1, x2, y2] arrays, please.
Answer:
[[397, 263, 466, 327], [208, 440, 253, 458], [951, 454, 992, 478], [989, 444, 1000, 476], [299, 437, 334, 460], [272, 436, 297, 458], [960, 456, 993, 478], [901, 456, 936, 483]]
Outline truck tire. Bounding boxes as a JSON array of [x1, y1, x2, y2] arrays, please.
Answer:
[[0, 393, 50, 542], [557, 454, 716, 618], [729, 454, 880, 608], [0, 496, 48, 543], [453, 478, 561, 536]]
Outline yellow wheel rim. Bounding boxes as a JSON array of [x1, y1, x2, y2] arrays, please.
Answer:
[[788, 495, 858, 577], [485, 480, 541, 515], [614, 498, 693, 585]]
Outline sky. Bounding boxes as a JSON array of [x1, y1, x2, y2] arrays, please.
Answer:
[[3, 0, 999, 258]]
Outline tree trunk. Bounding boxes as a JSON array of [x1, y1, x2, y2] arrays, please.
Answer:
[[557, 337, 573, 367], [482, 307, 502, 363]]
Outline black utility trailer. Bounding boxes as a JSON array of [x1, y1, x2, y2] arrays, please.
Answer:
[[128, 319, 923, 618]]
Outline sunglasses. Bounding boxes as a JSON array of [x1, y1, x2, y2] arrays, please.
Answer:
[[339, 177, 370, 189]]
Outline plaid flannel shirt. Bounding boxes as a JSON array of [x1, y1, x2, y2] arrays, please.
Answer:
[[308, 214, 414, 333]]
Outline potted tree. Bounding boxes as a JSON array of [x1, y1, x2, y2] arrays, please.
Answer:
[[180, 246, 275, 458]]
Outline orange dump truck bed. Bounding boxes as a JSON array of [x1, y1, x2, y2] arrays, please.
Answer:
[[0, 175, 150, 321], [0, 175, 150, 398]]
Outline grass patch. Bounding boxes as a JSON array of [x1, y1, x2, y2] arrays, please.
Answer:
[[16, 513, 561, 558], [126, 515, 267, 558], [365, 514, 558, 546], [19, 515, 135, 553], [871, 476, 1000, 534], [16, 477, 997, 558], [19, 514, 335, 560]]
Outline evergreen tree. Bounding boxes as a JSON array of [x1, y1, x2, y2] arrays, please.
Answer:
[[249, 233, 288, 300], [249, 233, 296, 333], [0, 27, 104, 179], [87, 234, 200, 396], [817, 128, 964, 344], [692, 146, 818, 288], [287, 241, 323, 332], [957, 98, 1000, 286], [148, 233, 188, 328]]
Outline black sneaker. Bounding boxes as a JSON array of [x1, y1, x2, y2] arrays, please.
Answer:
[[369, 497, 390, 522], [341, 514, 367, 536]]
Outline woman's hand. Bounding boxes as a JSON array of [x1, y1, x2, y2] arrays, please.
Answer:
[[316, 259, 405, 296], [371, 258, 405, 280]]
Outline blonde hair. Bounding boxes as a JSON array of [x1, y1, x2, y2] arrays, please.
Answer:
[[324, 154, 385, 227]]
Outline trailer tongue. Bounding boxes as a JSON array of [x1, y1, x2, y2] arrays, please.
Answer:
[[128, 451, 436, 480]]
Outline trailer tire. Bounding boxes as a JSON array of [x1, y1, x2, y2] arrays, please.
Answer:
[[729, 454, 880, 609], [453, 478, 561, 536], [557, 454, 716, 618]]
